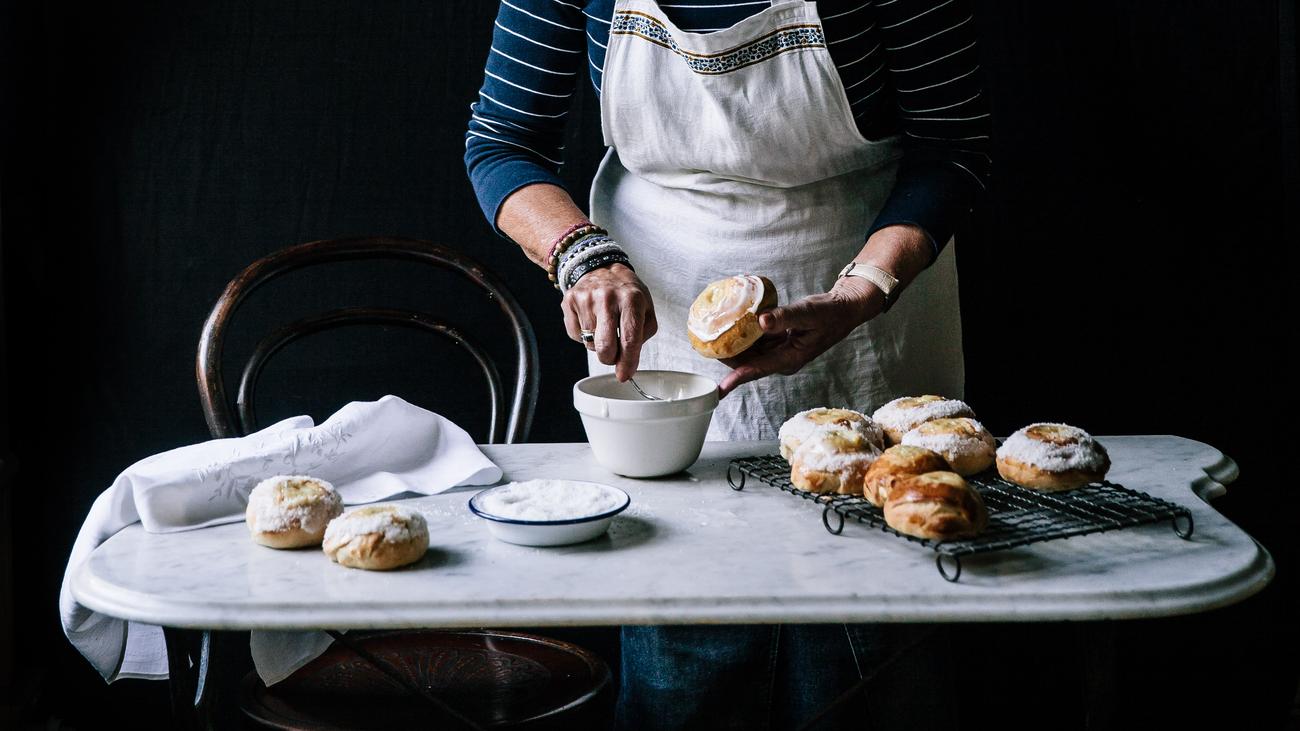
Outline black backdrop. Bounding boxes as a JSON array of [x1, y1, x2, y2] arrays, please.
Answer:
[[1, 1, 1296, 728]]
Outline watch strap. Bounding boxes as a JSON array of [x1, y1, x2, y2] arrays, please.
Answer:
[[837, 262, 900, 312]]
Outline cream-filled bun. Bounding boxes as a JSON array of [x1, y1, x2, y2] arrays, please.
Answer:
[[901, 417, 997, 476], [996, 423, 1110, 492], [883, 471, 987, 541], [246, 475, 344, 549], [872, 395, 976, 445], [687, 275, 777, 359], [789, 425, 882, 495], [779, 408, 885, 461], [323, 504, 429, 570]]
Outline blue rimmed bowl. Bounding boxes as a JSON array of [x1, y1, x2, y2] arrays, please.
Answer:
[[468, 481, 631, 547]]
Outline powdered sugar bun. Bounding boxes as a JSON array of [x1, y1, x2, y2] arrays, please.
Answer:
[[779, 408, 885, 461], [323, 504, 429, 570], [872, 395, 975, 445], [789, 426, 882, 495], [996, 423, 1111, 492], [901, 417, 996, 476], [246, 475, 344, 549]]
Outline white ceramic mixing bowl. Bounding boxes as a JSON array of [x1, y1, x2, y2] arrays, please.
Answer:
[[573, 370, 719, 477]]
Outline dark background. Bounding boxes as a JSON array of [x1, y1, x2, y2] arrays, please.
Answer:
[[1, 0, 1296, 728]]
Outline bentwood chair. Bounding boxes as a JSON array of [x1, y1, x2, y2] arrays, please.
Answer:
[[197, 235, 538, 444], [180, 236, 611, 730]]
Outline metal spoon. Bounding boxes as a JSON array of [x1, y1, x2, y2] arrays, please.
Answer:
[[628, 377, 663, 401]]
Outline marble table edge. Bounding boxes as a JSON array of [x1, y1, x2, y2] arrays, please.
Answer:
[[71, 543, 1274, 631]]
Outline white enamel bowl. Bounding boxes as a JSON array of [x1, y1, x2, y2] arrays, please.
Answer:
[[468, 481, 631, 547], [573, 370, 719, 477]]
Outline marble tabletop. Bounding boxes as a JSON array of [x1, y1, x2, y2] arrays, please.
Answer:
[[71, 437, 1272, 630]]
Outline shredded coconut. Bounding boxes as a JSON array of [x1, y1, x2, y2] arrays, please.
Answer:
[[901, 418, 995, 460], [779, 408, 884, 455], [997, 423, 1109, 472], [790, 427, 881, 472], [323, 504, 428, 545], [477, 480, 627, 522], [246, 475, 342, 533], [872, 395, 975, 435]]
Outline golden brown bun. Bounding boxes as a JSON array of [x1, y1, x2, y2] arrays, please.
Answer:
[[788, 426, 879, 495], [995, 423, 1111, 492], [900, 417, 996, 476], [246, 475, 344, 549], [995, 457, 1103, 491], [883, 471, 987, 541], [862, 445, 950, 507], [251, 526, 326, 550], [687, 275, 777, 359], [322, 505, 429, 570]]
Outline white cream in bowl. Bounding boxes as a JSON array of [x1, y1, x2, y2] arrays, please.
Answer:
[[468, 479, 631, 547], [477, 479, 626, 521]]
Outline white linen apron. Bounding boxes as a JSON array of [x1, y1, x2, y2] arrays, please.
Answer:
[[589, 0, 964, 440]]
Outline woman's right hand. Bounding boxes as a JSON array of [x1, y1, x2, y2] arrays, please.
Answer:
[[562, 263, 658, 382]]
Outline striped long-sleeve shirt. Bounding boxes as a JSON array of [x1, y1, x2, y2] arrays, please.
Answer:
[[465, 0, 991, 254]]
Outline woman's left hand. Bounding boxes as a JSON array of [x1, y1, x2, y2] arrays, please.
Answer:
[[717, 276, 884, 397]]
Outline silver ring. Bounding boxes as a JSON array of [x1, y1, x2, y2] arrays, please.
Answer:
[[579, 329, 595, 343]]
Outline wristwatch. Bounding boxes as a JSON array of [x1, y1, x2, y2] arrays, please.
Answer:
[[837, 262, 900, 312]]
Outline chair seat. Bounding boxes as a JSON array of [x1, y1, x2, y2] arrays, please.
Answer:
[[239, 630, 612, 730]]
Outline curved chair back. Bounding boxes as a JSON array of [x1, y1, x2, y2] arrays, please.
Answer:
[[197, 236, 539, 443]]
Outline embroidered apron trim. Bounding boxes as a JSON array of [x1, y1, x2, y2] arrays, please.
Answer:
[[611, 11, 826, 75]]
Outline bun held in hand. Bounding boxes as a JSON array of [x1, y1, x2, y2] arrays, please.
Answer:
[[687, 275, 777, 359]]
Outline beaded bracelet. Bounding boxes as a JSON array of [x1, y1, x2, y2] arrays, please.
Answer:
[[546, 223, 605, 287], [547, 222, 595, 259]]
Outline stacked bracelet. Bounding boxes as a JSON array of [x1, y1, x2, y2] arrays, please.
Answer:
[[558, 235, 633, 292], [563, 250, 632, 292], [546, 223, 605, 287], [556, 235, 616, 289]]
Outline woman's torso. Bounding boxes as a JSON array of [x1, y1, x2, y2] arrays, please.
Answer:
[[588, 0, 965, 440]]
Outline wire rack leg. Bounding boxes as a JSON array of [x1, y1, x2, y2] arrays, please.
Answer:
[[936, 554, 962, 582], [822, 506, 845, 535], [727, 463, 746, 491]]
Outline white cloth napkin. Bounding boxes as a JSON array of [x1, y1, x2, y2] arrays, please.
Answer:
[[60, 395, 502, 683]]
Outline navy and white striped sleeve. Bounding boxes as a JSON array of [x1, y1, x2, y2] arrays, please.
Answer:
[[465, 0, 588, 233], [868, 0, 991, 257]]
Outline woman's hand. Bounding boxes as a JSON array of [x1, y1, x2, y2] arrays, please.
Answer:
[[562, 263, 659, 381], [717, 276, 884, 397]]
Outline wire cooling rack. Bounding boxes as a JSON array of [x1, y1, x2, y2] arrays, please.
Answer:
[[726, 454, 1194, 582]]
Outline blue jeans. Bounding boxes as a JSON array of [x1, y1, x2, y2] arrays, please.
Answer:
[[616, 624, 956, 730]]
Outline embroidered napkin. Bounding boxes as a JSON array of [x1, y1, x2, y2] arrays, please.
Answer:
[[60, 395, 502, 682]]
